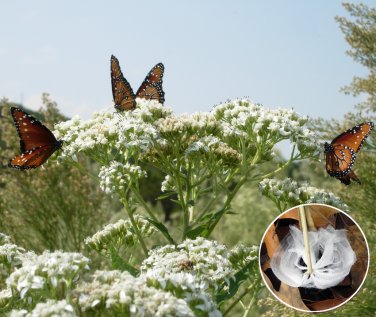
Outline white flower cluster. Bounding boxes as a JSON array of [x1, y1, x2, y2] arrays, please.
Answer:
[[0, 233, 11, 245], [53, 98, 319, 200], [0, 288, 12, 307], [10, 300, 76, 317], [0, 243, 27, 283], [133, 98, 173, 122], [6, 251, 90, 300], [75, 270, 196, 317], [55, 99, 316, 160], [85, 216, 156, 252], [185, 135, 241, 164], [141, 238, 234, 293], [292, 127, 322, 155], [156, 112, 219, 136], [259, 178, 349, 210], [98, 161, 147, 194], [228, 244, 259, 270], [54, 111, 115, 158], [54, 107, 158, 160], [213, 99, 307, 139], [161, 174, 175, 192]]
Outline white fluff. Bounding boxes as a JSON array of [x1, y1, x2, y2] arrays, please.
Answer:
[[270, 225, 356, 289]]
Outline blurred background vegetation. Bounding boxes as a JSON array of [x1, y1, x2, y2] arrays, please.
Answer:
[[0, 2, 375, 316]]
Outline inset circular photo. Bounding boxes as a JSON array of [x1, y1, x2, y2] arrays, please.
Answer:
[[259, 203, 369, 312]]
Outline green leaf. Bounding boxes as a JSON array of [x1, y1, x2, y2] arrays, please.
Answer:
[[109, 246, 139, 277], [187, 208, 227, 239], [156, 191, 176, 200], [170, 199, 183, 207], [215, 260, 257, 304], [186, 225, 207, 239], [202, 207, 227, 238], [196, 187, 213, 195], [141, 216, 176, 245]]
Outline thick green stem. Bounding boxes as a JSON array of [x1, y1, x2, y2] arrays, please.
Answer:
[[120, 197, 148, 256]]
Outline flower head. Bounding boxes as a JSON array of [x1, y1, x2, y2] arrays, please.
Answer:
[[6, 251, 90, 300], [141, 238, 234, 292], [98, 161, 147, 195], [10, 299, 77, 317], [259, 178, 349, 211], [85, 216, 156, 252], [75, 270, 197, 316]]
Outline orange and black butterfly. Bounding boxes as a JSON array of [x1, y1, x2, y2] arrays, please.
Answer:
[[110, 55, 165, 111], [8, 107, 63, 170], [324, 122, 373, 185]]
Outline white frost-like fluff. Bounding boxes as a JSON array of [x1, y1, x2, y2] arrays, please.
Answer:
[[270, 225, 356, 289]]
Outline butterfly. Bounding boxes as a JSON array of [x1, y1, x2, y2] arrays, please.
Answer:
[[8, 107, 63, 170], [324, 122, 373, 185], [110, 55, 165, 111]]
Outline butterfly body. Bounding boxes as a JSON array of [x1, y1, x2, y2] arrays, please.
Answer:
[[9, 107, 63, 170], [110, 55, 165, 111], [324, 122, 373, 185]]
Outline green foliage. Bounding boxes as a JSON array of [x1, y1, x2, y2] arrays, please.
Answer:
[[336, 2, 376, 111], [0, 97, 113, 252]]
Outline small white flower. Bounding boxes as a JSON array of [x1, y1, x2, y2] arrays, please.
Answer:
[[259, 178, 348, 210], [10, 299, 77, 317], [161, 175, 175, 192], [141, 238, 234, 293], [75, 270, 196, 316], [6, 251, 90, 300], [98, 161, 147, 194], [85, 216, 156, 252]]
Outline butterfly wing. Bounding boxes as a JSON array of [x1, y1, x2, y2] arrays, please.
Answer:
[[9, 145, 58, 170], [325, 144, 358, 185], [11, 107, 58, 152], [111, 55, 136, 111], [136, 63, 165, 104], [337, 171, 361, 185], [331, 122, 374, 153]]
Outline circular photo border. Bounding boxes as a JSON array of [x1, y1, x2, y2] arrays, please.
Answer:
[[259, 203, 370, 313]]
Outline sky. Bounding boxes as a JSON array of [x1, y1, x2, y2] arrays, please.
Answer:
[[0, 1, 373, 121]]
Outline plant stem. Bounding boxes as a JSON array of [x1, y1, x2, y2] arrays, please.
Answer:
[[194, 192, 218, 224], [223, 281, 257, 316], [131, 186, 176, 245], [70, 159, 99, 181], [204, 175, 248, 237], [174, 162, 189, 240], [299, 205, 313, 275], [186, 163, 194, 223], [202, 147, 261, 237], [120, 197, 148, 256], [242, 284, 260, 317], [253, 144, 296, 181], [130, 187, 159, 222]]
